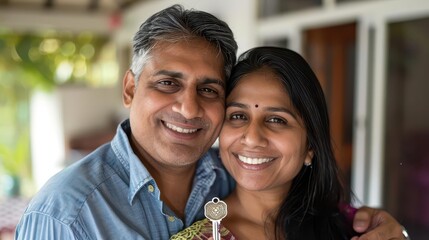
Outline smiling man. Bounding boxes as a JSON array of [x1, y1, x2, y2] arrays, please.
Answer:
[[15, 4, 407, 240], [123, 38, 227, 220]]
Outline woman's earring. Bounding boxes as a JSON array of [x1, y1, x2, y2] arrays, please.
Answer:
[[304, 162, 312, 167]]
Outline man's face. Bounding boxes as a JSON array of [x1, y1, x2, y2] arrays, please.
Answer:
[[123, 38, 225, 169]]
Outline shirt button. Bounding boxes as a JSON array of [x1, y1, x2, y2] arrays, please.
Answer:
[[148, 185, 154, 193], [168, 216, 175, 222]]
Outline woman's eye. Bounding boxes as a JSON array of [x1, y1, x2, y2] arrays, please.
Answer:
[[267, 117, 287, 124], [230, 113, 247, 121]]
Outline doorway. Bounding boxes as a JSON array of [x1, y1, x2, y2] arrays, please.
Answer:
[[303, 23, 357, 194]]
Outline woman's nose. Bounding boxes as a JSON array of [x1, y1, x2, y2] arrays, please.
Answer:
[[240, 123, 268, 148]]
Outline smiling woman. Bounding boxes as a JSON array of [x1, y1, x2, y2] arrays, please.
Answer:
[[218, 47, 352, 240], [221, 66, 311, 192]]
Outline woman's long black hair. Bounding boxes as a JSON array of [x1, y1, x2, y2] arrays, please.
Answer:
[[227, 47, 355, 240]]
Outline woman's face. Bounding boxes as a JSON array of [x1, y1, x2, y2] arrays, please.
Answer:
[[220, 68, 313, 194]]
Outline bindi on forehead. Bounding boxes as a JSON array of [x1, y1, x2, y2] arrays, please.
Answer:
[[255, 104, 258, 108]]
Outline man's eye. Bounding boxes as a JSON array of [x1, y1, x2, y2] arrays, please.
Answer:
[[159, 80, 176, 86], [198, 87, 220, 98], [200, 88, 215, 93], [156, 80, 180, 93]]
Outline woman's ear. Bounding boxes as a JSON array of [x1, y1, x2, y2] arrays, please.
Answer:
[[123, 70, 136, 108], [304, 149, 314, 166]]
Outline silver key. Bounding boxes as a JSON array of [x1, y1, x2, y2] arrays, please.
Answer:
[[204, 197, 227, 240]]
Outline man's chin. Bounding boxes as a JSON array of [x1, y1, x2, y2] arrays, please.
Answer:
[[157, 143, 203, 160]]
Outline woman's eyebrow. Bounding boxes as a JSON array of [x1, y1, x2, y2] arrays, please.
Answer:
[[226, 102, 248, 109], [226, 102, 298, 119], [265, 106, 298, 119]]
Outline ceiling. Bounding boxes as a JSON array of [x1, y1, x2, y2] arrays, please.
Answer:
[[0, 0, 143, 13]]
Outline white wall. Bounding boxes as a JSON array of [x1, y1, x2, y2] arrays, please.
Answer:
[[30, 86, 122, 190], [59, 86, 122, 138], [30, 90, 65, 190]]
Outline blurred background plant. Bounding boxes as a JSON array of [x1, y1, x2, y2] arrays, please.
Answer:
[[0, 30, 116, 196]]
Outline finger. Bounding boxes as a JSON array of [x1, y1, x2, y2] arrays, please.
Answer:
[[353, 206, 374, 233], [353, 208, 404, 240]]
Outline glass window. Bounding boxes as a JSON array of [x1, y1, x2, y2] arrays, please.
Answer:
[[258, 0, 322, 18], [384, 17, 429, 239], [262, 38, 289, 48]]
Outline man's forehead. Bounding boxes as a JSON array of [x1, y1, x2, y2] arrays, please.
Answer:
[[147, 40, 225, 79]]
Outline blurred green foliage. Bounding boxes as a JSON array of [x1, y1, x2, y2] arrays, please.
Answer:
[[0, 29, 116, 185], [0, 30, 112, 90]]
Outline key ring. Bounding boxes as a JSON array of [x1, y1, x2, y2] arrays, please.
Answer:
[[401, 225, 410, 240]]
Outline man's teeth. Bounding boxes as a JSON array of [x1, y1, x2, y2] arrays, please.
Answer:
[[165, 122, 198, 134], [238, 155, 274, 165]]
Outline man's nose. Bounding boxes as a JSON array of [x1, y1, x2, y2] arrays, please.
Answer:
[[172, 89, 202, 119]]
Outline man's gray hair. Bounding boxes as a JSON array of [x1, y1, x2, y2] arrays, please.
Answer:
[[130, 4, 237, 83]]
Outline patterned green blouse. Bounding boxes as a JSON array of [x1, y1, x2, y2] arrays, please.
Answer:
[[170, 218, 237, 240]]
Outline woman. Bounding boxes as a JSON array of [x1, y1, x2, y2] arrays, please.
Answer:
[[171, 47, 357, 239]]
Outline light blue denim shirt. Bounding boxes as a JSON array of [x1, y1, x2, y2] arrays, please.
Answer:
[[15, 120, 234, 240]]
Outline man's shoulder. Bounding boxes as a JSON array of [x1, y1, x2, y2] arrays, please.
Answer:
[[25, 143, 121, 224]]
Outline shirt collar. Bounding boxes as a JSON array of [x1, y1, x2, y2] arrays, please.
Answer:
[[196, 147, 228, 180], [111, 120, 154, 204]]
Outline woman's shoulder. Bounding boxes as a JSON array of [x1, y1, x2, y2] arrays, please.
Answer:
[[170, 218, 237, 240]]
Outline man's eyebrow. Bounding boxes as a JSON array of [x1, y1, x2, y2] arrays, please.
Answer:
[[154, 70, 183, 78], [154, 70, 225, 88], [202, 78, 225, 88]]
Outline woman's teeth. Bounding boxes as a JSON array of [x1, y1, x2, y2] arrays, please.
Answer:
[[238, 155, 274, 165]]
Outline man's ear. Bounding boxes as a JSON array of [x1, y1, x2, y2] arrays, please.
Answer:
[[123, 70, 136, 108]]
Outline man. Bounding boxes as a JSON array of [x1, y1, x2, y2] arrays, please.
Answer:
[[15, 4, 407, 240]]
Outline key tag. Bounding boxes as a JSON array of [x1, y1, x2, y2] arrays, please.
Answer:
[[204, 197, 228, 221]]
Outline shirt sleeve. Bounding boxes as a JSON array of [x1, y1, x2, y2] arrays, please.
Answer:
[[15, 212, 77, 240]]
